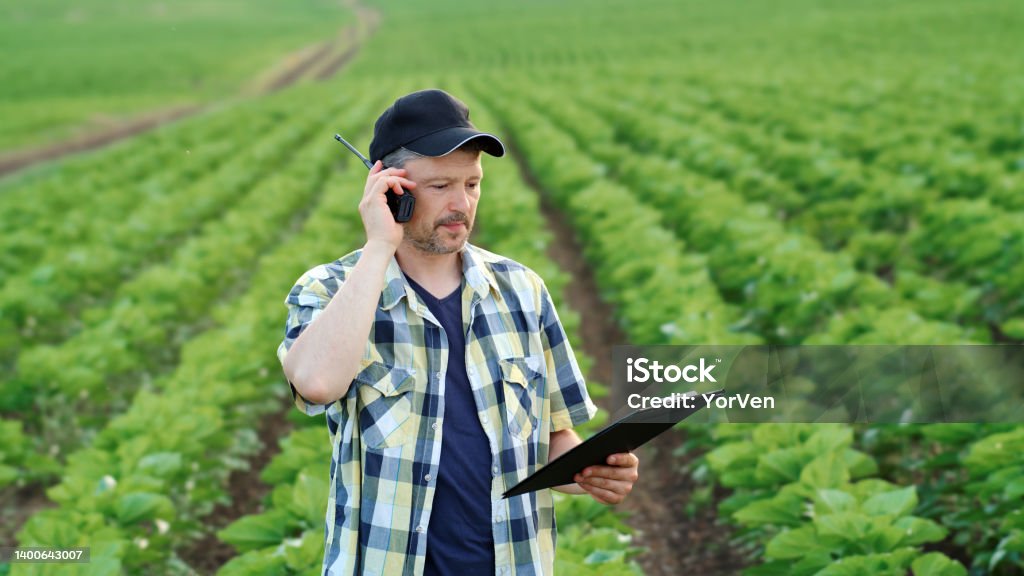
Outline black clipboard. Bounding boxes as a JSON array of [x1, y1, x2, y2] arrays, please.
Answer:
[[503, 389, 723, 498]]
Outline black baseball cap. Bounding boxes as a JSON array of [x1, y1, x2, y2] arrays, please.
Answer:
[[369, 89, 505, 165]]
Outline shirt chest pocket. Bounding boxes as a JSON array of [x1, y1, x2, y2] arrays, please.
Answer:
[[499, 356, 543, 441], [354, 362, 418, 450]]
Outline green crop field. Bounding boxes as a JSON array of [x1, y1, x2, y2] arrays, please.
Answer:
[[2, 0, 1024, 574], [0, 0, 352, 151]]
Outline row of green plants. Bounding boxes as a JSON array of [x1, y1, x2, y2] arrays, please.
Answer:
[[8, 90, 385, 575], [690, 74, 1024, 191], [550, 82, 1017, 340], [0, 89, 336, 362], [474, 78, 1024, 573], [692, 421, 1024, 575], [472, 86, 757, 347], [0, 97, 365, 473], [1, 101, 334, 488], [588, 80, 1023, 335], [704, 424, 968, 575], [501, 77, 979, 347], [521, 81, 1024, 420], [622, 66, 1019, 169], [0, 96, 262, 283], [209, 89, 643, 575]]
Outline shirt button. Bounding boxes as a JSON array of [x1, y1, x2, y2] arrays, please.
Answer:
[[435, 372, 443, 381], [495, 515, 504, 523], [492, 466, 500, 476], [481, 415, 489, 424], [424, 473, 432, 482], [416, 525, 425, 534], [431, 421, 439, 431]]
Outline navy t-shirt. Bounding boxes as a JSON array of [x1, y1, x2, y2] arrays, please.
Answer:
[[405, 274, 495, 575]]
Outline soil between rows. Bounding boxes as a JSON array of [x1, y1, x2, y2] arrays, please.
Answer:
[[513, 142, 750, 575]]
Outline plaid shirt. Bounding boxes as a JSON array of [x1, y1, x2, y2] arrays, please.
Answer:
[[277, 242, 598, 576]]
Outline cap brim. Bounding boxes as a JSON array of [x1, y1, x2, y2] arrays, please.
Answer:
[[404, 127, 506, 159]]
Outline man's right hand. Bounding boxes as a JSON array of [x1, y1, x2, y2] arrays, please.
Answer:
[[359, 160, 416, 250]]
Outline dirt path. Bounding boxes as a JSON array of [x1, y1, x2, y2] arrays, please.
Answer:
[[505, 141, 749, 575], [315, 0, 381, 80], [264, 40, 337, 93], [0, 483, 50, 549], [176, 407, 294, 574], [0, 0, 378, 180], [0, 105, 201, 177]]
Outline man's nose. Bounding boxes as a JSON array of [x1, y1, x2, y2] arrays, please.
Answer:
[[448, 186, 471, 211]]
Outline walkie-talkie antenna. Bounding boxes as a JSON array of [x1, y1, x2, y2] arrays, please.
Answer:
[[333, 132, 416, 222], [334, 134, 374, 170]]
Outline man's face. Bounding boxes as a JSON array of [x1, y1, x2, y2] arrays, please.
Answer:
[[400, 149, 482, 254]]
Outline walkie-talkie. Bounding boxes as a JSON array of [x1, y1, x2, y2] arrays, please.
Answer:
[[334, 134, 415, 222]]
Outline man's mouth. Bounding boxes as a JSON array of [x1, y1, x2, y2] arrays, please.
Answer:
[[437, 216, 468, 230]]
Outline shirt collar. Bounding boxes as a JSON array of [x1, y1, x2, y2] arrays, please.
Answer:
[[379, 243, 500, 311]]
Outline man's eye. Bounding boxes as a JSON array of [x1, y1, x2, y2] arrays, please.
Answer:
[[468, 182, 479, 189], [431, 184, 447, 189]]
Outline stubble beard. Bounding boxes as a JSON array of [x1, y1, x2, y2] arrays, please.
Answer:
[[405, 213, 472, 255]]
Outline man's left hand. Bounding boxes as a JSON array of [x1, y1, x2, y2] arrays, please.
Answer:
[[574, 452, 640, 505]]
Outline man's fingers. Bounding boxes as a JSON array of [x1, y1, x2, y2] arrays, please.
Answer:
[[579, 482, 625, 505], [608, 452, 639, 468], [388, 176, 416, 193], [579, 465, 639, 483], [578, 476, 634, 495], [364, 175, 416, 202]]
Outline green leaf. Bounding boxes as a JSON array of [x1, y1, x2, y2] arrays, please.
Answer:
[[805, 426, 853, 452], [734, 493, 805, 527], [815, 512, 870, 542], [757, 447, 812, 484], [290, 467, 330, 526], [1000, 317, 1024, 340], [862, 486, 917, 518], [217, 510, 292, 552], [814, 548, 917, 575], [584, 549, 627, 564], [800, 453, 850, 490], [219, 548, 288, 576], [114, 492, 174, 525], [842, 450, 879, 479], [849, 479, 899, 502], [136, 452, 183, 477], [1004, 478, 1024, 500], [765, 526, 839, 560], [911, 552, 967, 576], [814, 489, 857, 516], [707, 442, 760, 475], [284, 529, 326, 571], [893, 517, 947, 546]]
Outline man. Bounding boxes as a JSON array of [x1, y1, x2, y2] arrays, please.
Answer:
[[277, 89, 639, 576]]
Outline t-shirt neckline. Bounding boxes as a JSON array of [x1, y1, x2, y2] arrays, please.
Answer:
[[404, 273, 461, 304]]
